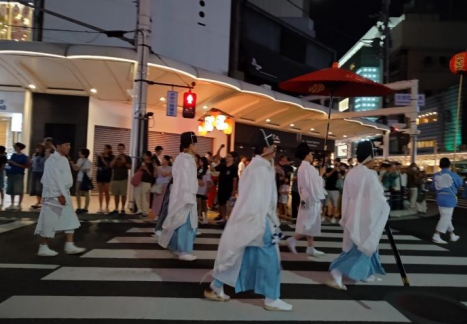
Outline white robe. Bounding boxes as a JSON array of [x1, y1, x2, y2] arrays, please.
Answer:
[[213, 155, 280, 287], [340, 164, 390, 257], [158, 153, 198, 248], [34, 151, 80, 238], [295, 161, 326, 236]]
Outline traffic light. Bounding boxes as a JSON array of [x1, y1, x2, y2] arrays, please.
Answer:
[[182, 90, 197, 118]]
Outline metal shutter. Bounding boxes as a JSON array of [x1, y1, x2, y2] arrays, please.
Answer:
[[148, 131, 213, 158]]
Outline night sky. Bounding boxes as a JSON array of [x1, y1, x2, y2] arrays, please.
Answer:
[[306, 0, 412, 58]]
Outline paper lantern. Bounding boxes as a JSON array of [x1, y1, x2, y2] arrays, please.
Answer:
[[198, 122, 207, 136], [215, 114, 227, 131], [450, 52, 467, 75], [223, 118, 233, 135], [204, 116, 215, 132]]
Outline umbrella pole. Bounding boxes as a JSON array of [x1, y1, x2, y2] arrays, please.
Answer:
[[385, 222, 410, 287], [322, 93, 334, 167]]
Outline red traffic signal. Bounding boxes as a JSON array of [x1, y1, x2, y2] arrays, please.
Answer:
[[182, 90, 196, 119]]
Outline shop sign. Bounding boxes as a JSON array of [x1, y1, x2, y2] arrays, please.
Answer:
[[166, 91, 178, 117], [395, 93, 425, 106]]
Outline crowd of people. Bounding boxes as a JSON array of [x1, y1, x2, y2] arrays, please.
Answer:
[[1, 130, 463, 312]]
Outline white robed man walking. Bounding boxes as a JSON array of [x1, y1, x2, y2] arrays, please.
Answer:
[[158, 132, 199, 261], [327, 141, 390, 290], [205, 129, 293, 312], [286, 143, 326, 256], [34, 139, 85, 257]]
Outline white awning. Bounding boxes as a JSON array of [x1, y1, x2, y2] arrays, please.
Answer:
[[0, 41, 389, 140]]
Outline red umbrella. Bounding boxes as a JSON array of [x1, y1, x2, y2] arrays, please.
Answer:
[[280, 62, 393, 152]]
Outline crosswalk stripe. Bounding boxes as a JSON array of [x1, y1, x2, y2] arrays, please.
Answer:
[[0, 296, 410, 322], [107, 236, 447, 251], [0, 263, 60, 270], [0, 220, 36, 234], [42, 266, 467, 287], [126, 227, 421, 241], [81, 248, 467, 266]]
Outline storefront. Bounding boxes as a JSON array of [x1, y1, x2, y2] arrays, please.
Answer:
[[0, 90, 28, 155]]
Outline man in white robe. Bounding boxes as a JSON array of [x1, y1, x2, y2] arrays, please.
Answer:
[[158, 132, 199, 261], [327, 141, 390, 290], [205, 129, 292, 312], [286, 143, 326, 256], [34, 139, 85, 257]]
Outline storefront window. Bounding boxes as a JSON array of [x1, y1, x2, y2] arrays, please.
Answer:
[[0, 2, 34, 42]]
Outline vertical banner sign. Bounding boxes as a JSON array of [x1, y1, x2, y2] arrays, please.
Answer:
[[166, 91, 178, 117]]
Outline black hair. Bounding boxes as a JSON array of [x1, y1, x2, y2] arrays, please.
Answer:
[[0, 146, 5, 154], [104, 145, 113, 156], [440, 157, 451, 169], [163, 155, 172, 166], [254, 145, 266, 155], [198, 157, 209, 177], [14, 142, 26, 151], [279, 155, 287, 160], [335, 158, 341, 163], [155, 146, 163, 152], [80, 148, 90, 158], [118, 143, 125, 148]]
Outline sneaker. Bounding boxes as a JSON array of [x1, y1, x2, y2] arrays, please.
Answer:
[[214, 215, 222, 221], [363, 275, 383, 283], [97, 209, 105, 214], [64, 242, 86, 255], [38, 245, 58, 257], [5, 205, 16, 211], [178, 253, 197, 261], [109, 210, 118, 215], [202, 218, 209, 225], [216, 219, 227, 224], [82, 209, 89, 214], [104, 209, 110, 215], [450, 234, 460, 242], [432, 234, 448, 244], [306, 247, 325, 257], [120, 210, 126, 215], [141, 213, 148, 218], [264, 299, 293, 311], [0, 204, 3, 211], [330, 218, 337, 224], [286, 237, 298, 254], [321, 217, 326, 223]]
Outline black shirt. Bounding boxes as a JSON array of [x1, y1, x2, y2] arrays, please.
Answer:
[[141, 163, 155, 183], [280, 164, 294, 180], [325, 168, 339, 191], [0, 155, 7, 170], [216, 163, 238, 192], [97, 155, 113, 177]]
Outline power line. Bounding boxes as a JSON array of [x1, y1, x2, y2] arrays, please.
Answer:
[[4, 25, 107, 34]]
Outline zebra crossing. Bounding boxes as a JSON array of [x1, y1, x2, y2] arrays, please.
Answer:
[[1, 222, 467, 323]]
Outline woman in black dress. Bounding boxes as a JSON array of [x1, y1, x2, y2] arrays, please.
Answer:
[[215, 152, 238, 223], [96, 145, 114, 214]]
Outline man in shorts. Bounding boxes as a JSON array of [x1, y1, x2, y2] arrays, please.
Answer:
[[110, 143, 132, 215]]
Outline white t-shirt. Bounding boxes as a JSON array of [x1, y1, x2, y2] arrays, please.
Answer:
[[77, 158, 92, 182], [238, 161, 246, 177], [197, 171, 212, 196]]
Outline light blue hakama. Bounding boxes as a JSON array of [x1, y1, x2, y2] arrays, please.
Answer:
[[214, 218, 281, 299], [168, 212, 196, 253], [329, 246, 385, 282]]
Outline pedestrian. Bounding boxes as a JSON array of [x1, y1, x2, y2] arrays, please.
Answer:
[[96, 145, 113, 214], [290, 167, 300, 221], [407, 163, 419, 211], [286, 143, 326, 257], [29, 144, 46, 210], [238, 156, 247, 178], [70, 148, 92, 214], [197, 156, 212, 224], [109, 143, 132, 215], [431, 157, 462, 244], [153, 146, 164, 166], [278, 178, 290, 220], [205, 129, 292, 311], [0, 146, 7, 210], [34, 139, 85, 257], [417, 170, 428, 214], [6, 142, 29, 211], [324, 158, 341, 223], [158, 132, 199, 261], [134, 151, 155, 217], [215, 151, 239, 223], [43, 137, 55, 158], [151, 155, 172, 219], [327, 141, 390, 290]]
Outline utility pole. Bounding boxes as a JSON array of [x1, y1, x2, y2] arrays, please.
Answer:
[[382, 0, 391, 106], [129, 0, 151, 210]]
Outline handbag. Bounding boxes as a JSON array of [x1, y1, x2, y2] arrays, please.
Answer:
[[151, 183, 163, 194], [80, 172, 94, 191], [131, 171, 143, 187]]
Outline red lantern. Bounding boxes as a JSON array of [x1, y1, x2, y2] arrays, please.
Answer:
[[449, 52, 467, 75]]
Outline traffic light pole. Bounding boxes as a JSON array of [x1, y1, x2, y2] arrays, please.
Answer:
[[129, 0, 151, 211]]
